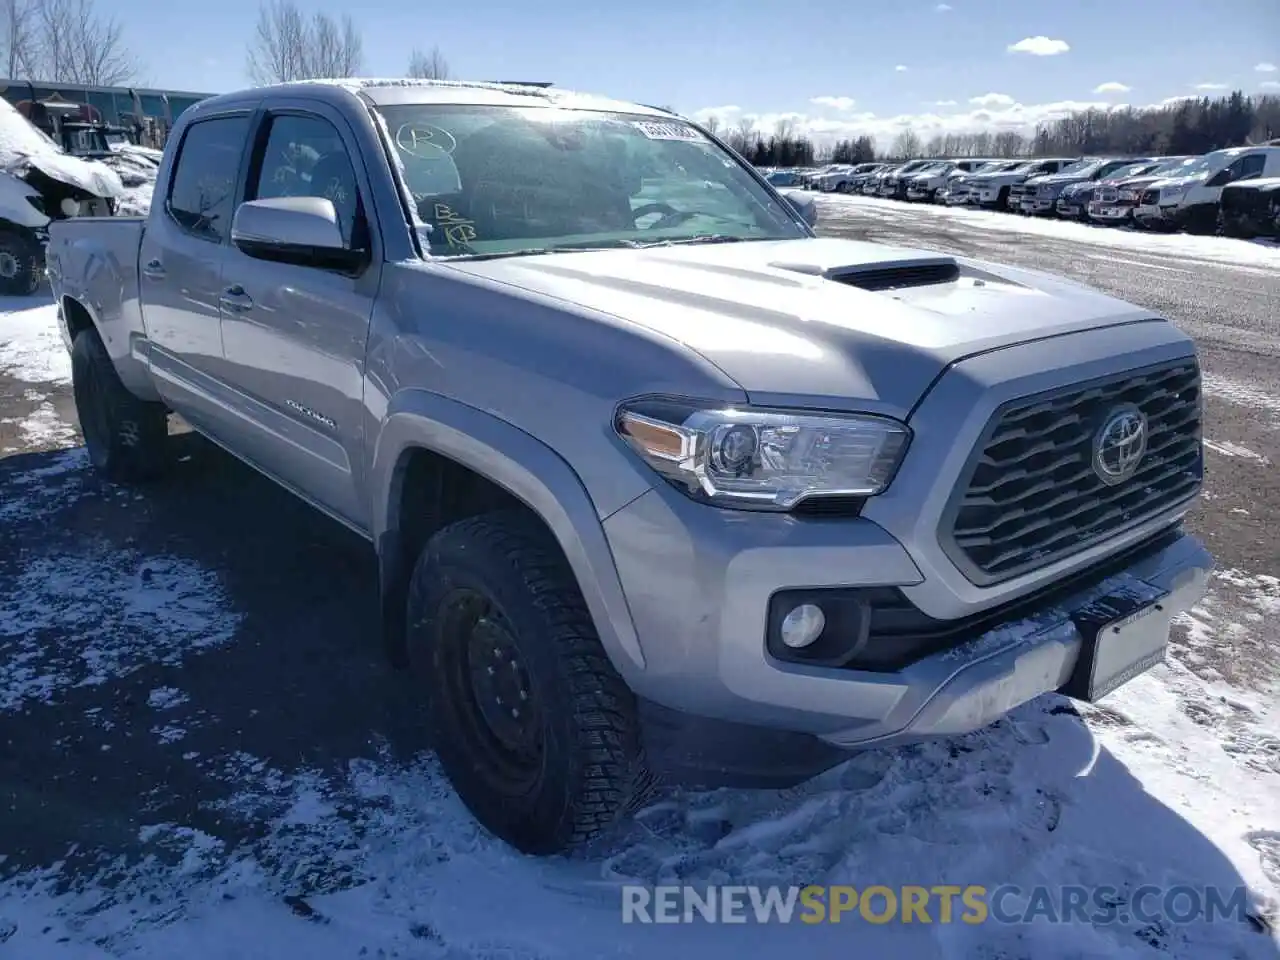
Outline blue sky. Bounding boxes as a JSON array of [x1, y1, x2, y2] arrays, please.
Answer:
[[117, 0, 1278, 141]]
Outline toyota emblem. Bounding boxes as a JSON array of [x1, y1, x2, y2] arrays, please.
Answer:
[[1093, 404, 1148, 485]]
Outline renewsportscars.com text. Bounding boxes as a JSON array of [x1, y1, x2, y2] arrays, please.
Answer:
[[621, 884, 1255, 926]]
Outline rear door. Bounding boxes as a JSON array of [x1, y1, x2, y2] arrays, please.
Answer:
[[216, 100, 382, 530], [139, 110, 253, 436]]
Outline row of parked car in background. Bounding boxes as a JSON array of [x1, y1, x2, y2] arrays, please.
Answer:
[[762, 142, 1280, 239]]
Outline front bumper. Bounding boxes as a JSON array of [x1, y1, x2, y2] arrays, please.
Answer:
[[603, 478, 1210, 747], [1021, 196, 1057, 214], [1133, 203, 1176, 227], [906, 185, 933, 200], [1088, 202, 1133, 222]]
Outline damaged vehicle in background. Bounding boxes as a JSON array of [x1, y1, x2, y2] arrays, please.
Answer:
[[1058, 159, 1166, 221], [1087, 157, 1198, 226], [937, 160, 1022, 205], [1019, 157, 1154, 217], [0, 99, 124, 295], [1218, 176, 1280, 238], [1134, 146, 1280, 233], [904, 159, 996, 203]]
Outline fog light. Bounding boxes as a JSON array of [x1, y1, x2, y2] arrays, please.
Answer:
[[779, 603, 825, 649]]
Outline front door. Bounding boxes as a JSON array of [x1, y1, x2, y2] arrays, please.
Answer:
[[217, 102, 381, 531]]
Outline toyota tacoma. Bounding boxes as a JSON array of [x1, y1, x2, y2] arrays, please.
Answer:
[[46, 79, 1212, 855]]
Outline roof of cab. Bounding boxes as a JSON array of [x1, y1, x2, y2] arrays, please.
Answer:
[[190, 77, 673, 118]]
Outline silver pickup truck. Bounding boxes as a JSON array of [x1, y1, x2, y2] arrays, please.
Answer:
[[46, 79, 1212, 855]]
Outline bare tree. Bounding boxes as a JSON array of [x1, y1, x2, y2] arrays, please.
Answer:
[[6, 0, 138, 85], [406, 44, 448, 80], [3, 0, 38, 77], [247, 0, 362, 84], [700, 114, 720, 136], [890, 126, 922, 158]]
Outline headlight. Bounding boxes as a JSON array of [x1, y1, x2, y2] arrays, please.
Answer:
[[1160, 185, 1188, 202], [616, 400, 910, 510]]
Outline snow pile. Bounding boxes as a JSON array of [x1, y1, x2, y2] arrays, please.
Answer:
[[0, 97, 124, 201], [818, 194, 1280, 270], [0, 301, 70, 384]]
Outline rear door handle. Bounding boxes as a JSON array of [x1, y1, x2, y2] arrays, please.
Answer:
[[142, 258, 165, 279], [219, 284, 254, 314]]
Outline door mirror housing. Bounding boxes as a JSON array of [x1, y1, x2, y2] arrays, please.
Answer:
[[778, 188, 819, 228], [1206, 169, 1231, 188], [232, 197, 365, 271]]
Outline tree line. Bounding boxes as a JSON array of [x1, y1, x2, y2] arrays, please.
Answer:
[[0, 0, 449, 88], [702, 92, 1280, 166]]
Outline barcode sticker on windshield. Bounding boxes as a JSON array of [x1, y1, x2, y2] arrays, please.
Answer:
[[632, 120, 705, 142]]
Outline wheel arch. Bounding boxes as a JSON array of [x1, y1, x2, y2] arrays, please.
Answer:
[[371, 389, 646, 679]]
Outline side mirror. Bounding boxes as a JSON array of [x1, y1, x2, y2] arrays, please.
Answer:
[[231, 197, 363, 270], [779, 188, 819, 228], [1206, 170, 1230, 188]]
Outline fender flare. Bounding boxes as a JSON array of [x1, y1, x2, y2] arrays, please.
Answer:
[[370, 388, 646, 675]]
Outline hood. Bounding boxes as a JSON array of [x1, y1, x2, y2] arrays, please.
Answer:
[[1147, 172, 1209, 191], [440, 237, 1151, 414], [1224, 176, 1280, 194]]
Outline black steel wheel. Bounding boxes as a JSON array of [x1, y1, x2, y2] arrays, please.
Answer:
[[406, 510, 648, 855]]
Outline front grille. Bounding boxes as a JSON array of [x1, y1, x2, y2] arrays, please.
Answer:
[[1140, 189, 1159, 205], [1096, 188, 1118, 203], [940, 359, 1203, 585]]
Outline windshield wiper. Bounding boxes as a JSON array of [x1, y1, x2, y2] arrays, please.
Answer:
[[636, 234, 764, 248], [444, 238, 643, 261]]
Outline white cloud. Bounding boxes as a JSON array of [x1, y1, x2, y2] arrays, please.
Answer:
[[1256, 63, 1277, 73], [1193, 82, 1228, 91], [1261, 81, 1280, 90], [934, 99, 958, 107], [935, 2, 952, 9], [810, 96, 856, 111], [1007, 36, 1070, 56], [970, 92, 1016, 107], [1093, 81, 1130, 94], [690, 97, 1125, 147], [894, 64, 909, 72]]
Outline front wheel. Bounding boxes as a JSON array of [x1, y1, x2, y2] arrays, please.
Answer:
[[406, 510, 649, 855]]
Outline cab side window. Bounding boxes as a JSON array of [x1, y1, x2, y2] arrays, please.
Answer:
[[251, 113, 362, 246], [1236, 154, 1266, 181], [167, 115, 251, 242]]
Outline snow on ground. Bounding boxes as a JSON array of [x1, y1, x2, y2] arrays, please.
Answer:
[[819, 194, 1280, 270], [0, 565, 1273, 959], [0, 300, 69, 384]]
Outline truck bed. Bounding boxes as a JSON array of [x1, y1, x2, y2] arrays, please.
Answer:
[[47, 215, 150, 395]]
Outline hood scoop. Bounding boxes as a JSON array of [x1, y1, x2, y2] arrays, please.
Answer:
[[792, 255, 964, 292]]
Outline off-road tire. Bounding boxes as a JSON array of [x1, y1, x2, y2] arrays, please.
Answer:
[[70, 329, 168, 481], [406, 509, 648, 855], [0, 228, 41, 296]]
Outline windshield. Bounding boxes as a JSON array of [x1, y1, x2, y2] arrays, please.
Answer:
[[1105, 162, 1156, 180], [375, 105, 809, 258], [1159, 154, 1218, 178], [1057, 159, 1102, 177]]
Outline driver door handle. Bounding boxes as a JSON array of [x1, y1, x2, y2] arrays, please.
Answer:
[[142, 258, 165, 279], [219, 284, 254, 314]]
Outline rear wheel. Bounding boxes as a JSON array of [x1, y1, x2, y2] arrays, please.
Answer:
[[0, 228, 41, 296], [70, 329, 169, 481], [406, 510, 649, 854]]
